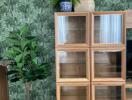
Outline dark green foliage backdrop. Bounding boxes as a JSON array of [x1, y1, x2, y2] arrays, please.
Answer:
[[0, 0, 55, 100], [0, 0, 132, 100], [95, 0, 128, 11]]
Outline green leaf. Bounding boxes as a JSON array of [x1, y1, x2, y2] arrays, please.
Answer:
[[7, 70, 19, 75], [13, 47, 22, 53], [26, 36, 36, 40], [8, 32, 19, 39], [52, 0, 60, 7], [17, 63, 23, 68], [3, 49, 17, 58], [31, 41, 37, 49], [8, 74, 21, 82], [23, 51, 30, 57], [20, 25, 29, 36], [6, 38, 20, 46], [70, 0, 80, 5], [21, 39, 30, 49], [15, 54, 23, 63], [32, 57, 38, 64]]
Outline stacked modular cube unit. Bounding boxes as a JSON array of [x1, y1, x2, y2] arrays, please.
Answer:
[[55, 11, 126, 100]]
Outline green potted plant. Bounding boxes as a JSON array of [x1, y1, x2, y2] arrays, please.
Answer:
[[3, 25, 50, 100], [53, 0, 80, 12]]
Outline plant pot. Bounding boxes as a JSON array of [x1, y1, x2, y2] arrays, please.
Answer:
[[75, 0, 95, 12], [60, 0, 72, 12]]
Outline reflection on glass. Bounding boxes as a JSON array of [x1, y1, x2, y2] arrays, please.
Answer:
[[58, 16, 86, 44], [59, 51, 86, 78], [94, 51, 121, 78], [95, 86, 121, 100], [94, 14, 122, 44], [61, 86, 87, 100], [126, 88, 132, 100]]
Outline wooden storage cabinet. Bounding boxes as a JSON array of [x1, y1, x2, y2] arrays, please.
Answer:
[[56, 48, 90, 82], [91, 11, 126, 47], [92, 82, 125, 100], [57, 83, 90, 100], [55, 13, 90, 48], [91, 48, 126, 82], [55, 11, 126, 100]]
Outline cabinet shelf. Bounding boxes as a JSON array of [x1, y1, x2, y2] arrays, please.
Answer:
[[92, 82, 125, 100], [57, 83, 90, 100], [55, 11, 126, 100]]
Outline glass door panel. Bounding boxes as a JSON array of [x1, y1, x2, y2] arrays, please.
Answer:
[[95, 86, 122, 100], [59, 51, 87, 78], [61, 86, 87, 100], [94, 14, 123, 44], [58, 16, 86, 44], [94, 51, 121, 78]]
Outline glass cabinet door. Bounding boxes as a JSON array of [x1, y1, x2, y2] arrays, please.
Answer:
[[93, 14, 123, 45], [92, 48, 125, 81], [60, 86, 88, 100], [94, 51, 121, 78], [95, 86, 122, 100], [57, 50, 88, 80], [57, 15, 87, 45]]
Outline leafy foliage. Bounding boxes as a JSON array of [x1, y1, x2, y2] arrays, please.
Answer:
[[95, 0, 128, 11], [3, 25, 50, 83], [0, 0, 55, 100], [127, 29, 132, 40]]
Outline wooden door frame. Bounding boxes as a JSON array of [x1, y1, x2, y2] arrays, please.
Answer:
[[56, 82, 90, 100], [91, 11, 126, 48], [91, 47, 126, 82], [55, 12, 90, 48], [56, 48, 90, 82], [91, 82, 126, 100]]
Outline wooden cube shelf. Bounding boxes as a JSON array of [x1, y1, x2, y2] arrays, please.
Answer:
[[56, 83, 90, 100], [91, 47, 126, 82], [91, 11, 126, 48], [55, 11, 127, 100], [56, 48, 90, 82], [55, 12, 90, 48], [92, 82, 126, 100]]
